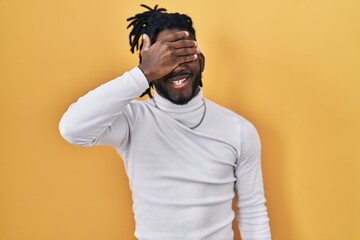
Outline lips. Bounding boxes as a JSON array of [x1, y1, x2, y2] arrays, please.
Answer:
[[168, 76, 189, 88], [167, 73, 191, 88]]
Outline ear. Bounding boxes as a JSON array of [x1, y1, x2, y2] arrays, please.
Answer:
[[198, 52, 205, 72]]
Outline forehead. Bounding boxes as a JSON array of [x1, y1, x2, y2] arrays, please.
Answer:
[[156, 29, 194, 41]]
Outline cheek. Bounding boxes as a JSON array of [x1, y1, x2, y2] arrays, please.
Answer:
[[188, 60, 202, 73], [153, 80, 171, 93]]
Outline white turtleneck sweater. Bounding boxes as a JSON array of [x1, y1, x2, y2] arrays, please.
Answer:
[[59, 67, 271, 240]]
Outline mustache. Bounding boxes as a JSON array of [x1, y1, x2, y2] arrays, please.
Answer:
[[166, 71, 192, 78]]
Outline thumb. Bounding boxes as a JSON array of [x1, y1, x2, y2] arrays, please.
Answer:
[[142, 34, 150, 51]]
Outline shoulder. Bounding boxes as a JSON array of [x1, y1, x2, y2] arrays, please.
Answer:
[[121, 98, 158, 123], [203, 98, 259, 149], [204, 98, 256, 131], [125, 97, 154, 110]]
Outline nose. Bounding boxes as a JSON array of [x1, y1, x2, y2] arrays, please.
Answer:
[[173, 63, 186, 73]]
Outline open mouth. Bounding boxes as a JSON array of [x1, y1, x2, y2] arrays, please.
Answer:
[[167, 74, 191, 88], [170, 78, 187, 86]]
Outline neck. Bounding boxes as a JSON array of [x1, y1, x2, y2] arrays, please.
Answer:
[[152, 88, 206, 129], [153, 88, 204, 113]]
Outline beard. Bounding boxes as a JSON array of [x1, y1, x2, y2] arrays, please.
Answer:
[[154, 72, 202, 105]]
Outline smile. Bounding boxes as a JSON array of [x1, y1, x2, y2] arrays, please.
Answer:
[[170, 78, 187, 85], [168, 77, 189, 88], [167, 74, 191, 88]]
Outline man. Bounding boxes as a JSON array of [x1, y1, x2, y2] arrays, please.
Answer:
[[59, 5, 271, 240]]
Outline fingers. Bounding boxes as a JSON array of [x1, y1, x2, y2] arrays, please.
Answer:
[[171, 39, 198, 50], [138, 30, 201, 81], [172, 39, 200, 65], [173, 44, 200, 57], [177, 54, 198, 64], [160, 31, 190, 42], [166, 32, 199, 57], [142, 34, 151, 51], [168, 40, 200, 66]]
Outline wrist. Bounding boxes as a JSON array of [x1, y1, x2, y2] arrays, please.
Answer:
[[138, 64, 154, 83], [129, 67, 150, 90]]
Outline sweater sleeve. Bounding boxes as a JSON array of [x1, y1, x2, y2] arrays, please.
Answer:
[[59, 67, 149, 147], [235, 120, 271, 240]]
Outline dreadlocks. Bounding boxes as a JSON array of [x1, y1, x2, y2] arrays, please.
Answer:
[[127, 4, 202, 98]]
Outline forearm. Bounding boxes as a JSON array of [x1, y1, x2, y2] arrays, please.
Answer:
[[59, 67, 148, 146], [236, 190, 271, 240], [235, 121, 271, 239]]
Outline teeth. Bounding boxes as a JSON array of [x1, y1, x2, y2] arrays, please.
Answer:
[[171, 78, 186, 86]]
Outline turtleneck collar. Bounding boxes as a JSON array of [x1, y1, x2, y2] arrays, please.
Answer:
[[153, 87, 204, 113], [152, 88, 206, 129]]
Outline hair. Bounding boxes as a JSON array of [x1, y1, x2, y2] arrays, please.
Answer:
[[126, 4, 202, 98]]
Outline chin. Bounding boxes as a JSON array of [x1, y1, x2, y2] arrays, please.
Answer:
[[154, 73, 202, 105], [170, 93, 195, 105]]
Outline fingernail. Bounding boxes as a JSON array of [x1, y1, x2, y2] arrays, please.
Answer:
[[197, 47, 201, 53], [185, 31, 189, 37], [194, 54, 198, 59], [194, 41, 197, 46]]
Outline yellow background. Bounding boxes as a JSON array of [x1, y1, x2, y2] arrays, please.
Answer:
[[1, 0, 359, 239]]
